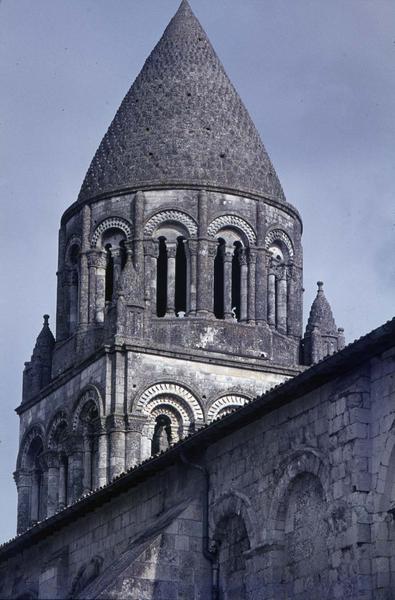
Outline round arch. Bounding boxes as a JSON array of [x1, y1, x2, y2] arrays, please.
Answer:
[[46, 411, 69, 450], [134, 382, 204, 424], [211, 489, 259, 550], [207, 215, 257, 246], [17, 424, 46, 469], [91, 217, 132, 248], [72, 385, 103, 431], [264, 228, 294, 260], [207, 393, 251, 422], [144, 209, 198, 238]]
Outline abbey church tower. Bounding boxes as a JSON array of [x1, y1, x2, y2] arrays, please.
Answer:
[[15, 1, 343, 534]]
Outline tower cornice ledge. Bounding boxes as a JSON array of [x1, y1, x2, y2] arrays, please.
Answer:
[[61, 183, 303, 232]]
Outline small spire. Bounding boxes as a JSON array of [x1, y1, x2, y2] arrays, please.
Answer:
[[43, 314, 50, 326], [317, 281, 324, 292]]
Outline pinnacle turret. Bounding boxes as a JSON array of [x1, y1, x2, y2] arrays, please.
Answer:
[[22, 315, 55, 403], [303, 282, 345, 365]]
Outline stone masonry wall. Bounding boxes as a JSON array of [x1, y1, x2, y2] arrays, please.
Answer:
[[3, 343, 395, 599]]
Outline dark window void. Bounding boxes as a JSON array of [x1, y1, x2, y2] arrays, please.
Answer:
[[214, 239, 225, 319], [157, 237, 167, 317], [232, 242, 242, 321], [69, 244, 79, 265], [152, 415, 172, 455], [120, 239, 127, 269], [175, 237, 187, 315], [105, 244, 114, 302]]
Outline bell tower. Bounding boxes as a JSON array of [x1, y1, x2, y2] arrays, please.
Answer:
[[15, 0, 304, 533]]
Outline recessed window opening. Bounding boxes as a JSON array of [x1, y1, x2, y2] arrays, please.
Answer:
[[152, 414, 172, 455], [105, 243, 114, 302], [69, 244, 79, 265], [232, 242, 242, 321], [214, 239, 225, 319], [175, 237, 187, 315], [119, 239, 127, 269], [157, 237, 167, 317]]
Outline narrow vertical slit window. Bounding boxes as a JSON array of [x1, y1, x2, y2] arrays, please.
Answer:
[[175, 237, 187, 315], [152, 415, 172, 455], [156, 237, 168, 317], [214, 239, 225, 319]]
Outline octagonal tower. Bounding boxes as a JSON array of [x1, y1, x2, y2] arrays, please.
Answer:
[[16, 0, 303, 533]]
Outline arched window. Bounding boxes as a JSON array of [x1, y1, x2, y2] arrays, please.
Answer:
[[175, 237, 187, 315], [25, 436, 44, 524], [151, 415, 172, 455], [267, 241, 289, 333], [214, 239, 225, 319], [105, 244, 114, 302], [156, 237, 168, 317], [213, 233, 246, 322], [231, 242, 242, 321]]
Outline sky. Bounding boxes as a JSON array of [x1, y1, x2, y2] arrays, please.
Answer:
[[0, 0, 394, 544]]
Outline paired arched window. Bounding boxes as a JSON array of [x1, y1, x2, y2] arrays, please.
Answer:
[[267, 237, 292, 334], [102, 229, 128, 304], [213, 231, 247, 322]]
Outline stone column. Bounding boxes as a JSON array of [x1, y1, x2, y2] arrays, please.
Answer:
[[97, 419, 108, 487], [66, 434, 84, 504], [223, 246, 234, 320], [144, 240, 159, 316], [87, 251, 98, 323], [95, 251, 107, 323], [239, 250, 248, 322], [31, 468, 41, 523], [43, 451, 59, 518], [247, 249, 257, 323], [107, 415, 126, 480], [69, 270, 79, 334], [187, 240, 198, 315], [82, 433, 92, 494], [125, 415, 147, 469], [78, 204, 91, 328], [255, 249, 267, 324], [166, 243, 177, 316], [58, 460, 66, 510], [111, 248, 123, 292], [276, 268, 287, 334], [267, 271, 276, 327], [56, 226, 67, 340], [14, 469, 31, 534]]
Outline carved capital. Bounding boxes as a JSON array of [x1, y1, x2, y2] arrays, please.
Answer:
[[106, 414, 126, 431], [166, 243, 177, 259], [144, 239, 159, 258], [40, 450, 60, 470], [13, 469, 31, 487], [187, 240, 198, 256], [239, 250, 248, 267], [207, 242, 219, 258], [127, 414, 148, 433]]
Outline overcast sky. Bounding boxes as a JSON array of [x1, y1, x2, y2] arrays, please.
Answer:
[[0, 0, 394, 543]]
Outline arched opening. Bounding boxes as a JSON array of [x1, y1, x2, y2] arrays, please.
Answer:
[[105, 243, 114, 302], [214, 238, 225, 319], [216, 513, 250, 600], [156, 237, 168, 317], [78, 401, 99, 493], [25, 436, 44, 524], [231, 242, 242, 320], [175, 237, 187, 315], [151, 414, 172, 455]]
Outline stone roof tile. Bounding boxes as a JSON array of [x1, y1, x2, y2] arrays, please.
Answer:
[[78, 0, 285, 203]]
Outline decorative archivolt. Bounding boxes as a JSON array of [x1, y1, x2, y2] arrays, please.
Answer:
[[47, 411, 69, 450], [211, 490, 259, 549], [207, 394, 250, 422], [18, 424, 45, 468], [135, 382, 204, 423], [264, 229, 294, 260], [72, 387, 102, 431], [144, 210, 198, 238], [91, 217, 132, 247], [207, 215, 257, 246]]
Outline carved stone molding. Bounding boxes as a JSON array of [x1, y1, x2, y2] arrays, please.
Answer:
[[207, 215, 257, 246], [207, 394, 250, 422], [144, 210, 198, 238], [91, 217, 132, 247], [135, 382, 204, 423], [264, 229, 294, 259]]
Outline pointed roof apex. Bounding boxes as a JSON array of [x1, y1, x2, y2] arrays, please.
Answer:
[[305, 282, 338, 336], [78, 1, 285, 204], [36, 314, 55, 347]]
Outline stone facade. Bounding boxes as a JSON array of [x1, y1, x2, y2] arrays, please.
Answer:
[[5, 1, 385, 598], [1, 319, 395, 599]]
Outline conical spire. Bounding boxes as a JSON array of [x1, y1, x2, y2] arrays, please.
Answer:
[[305, 282, 338, 336], [78, 1, 285, 203], [22, 316, 55, 403]]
